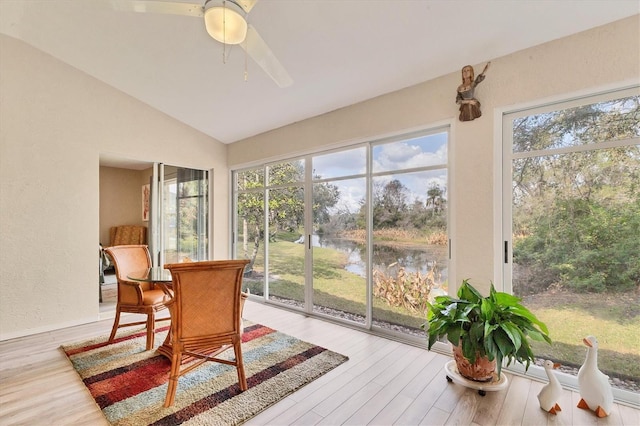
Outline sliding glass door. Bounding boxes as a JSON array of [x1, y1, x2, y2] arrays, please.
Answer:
[[265, 159, 306, 306], [370, 134, 449, 336], [149, 164, 209, 266], [234, 168, 265, 296], [311, 147, 367, 324], [502, 87, 639, 398], [233, 127, 450, 338]]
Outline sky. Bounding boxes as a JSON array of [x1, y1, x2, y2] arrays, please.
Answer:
[[312, 132, 448, 212]]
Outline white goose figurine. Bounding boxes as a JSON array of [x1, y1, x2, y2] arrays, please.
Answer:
[[538, 360, 562, 414], [577, 335, 613, 418]]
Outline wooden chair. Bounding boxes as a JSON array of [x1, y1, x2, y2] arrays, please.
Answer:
[[161, 259, 250, 407], [103, 245, 171, 350]]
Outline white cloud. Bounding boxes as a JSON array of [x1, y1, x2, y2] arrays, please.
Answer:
[[372, 133, 447, 172]]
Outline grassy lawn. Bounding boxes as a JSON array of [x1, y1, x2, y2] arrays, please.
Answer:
[[243, 238, 640, 382], [244, 239, 426, 329], [523, 291, 640, 380]]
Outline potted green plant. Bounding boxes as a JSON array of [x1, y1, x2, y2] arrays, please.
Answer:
[[423, 279, 551, 381]]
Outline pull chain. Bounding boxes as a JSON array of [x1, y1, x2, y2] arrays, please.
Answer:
[[219, 0, 247, 82], [222, 0, 227, 63], [244, 38, 248, 82]]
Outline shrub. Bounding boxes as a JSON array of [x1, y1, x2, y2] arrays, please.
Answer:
[[514, 198, 640, 293], [373, 264, 440, 314]]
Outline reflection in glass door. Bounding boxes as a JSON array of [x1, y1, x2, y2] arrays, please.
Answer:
[[149, 164, 209, 266]]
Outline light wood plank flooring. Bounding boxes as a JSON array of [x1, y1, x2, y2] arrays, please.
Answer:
[[1, 300, 639, 425]]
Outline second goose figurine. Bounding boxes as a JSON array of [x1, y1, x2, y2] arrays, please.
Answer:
[[538, 360, 562, 414]]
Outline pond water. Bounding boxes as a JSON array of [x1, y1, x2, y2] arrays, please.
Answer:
[[309, 234, 448, 284]]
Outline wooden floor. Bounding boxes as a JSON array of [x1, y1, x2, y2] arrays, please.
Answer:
[[1, 300, 639, 426]]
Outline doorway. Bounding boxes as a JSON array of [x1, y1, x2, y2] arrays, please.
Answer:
[[98, 157, 211, 312]]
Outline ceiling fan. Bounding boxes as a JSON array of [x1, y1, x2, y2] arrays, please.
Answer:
[[111, 0, 293, 87]]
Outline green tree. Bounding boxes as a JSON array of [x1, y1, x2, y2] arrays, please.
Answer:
[[313, 181, 340, 226], [426, 184, 444, 214], [512, 95, 640, 293], [236, 162, 340, 269], [373, 179, 408, 228]]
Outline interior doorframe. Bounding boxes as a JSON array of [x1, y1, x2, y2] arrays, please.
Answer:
[[149, 162, 161, 266]]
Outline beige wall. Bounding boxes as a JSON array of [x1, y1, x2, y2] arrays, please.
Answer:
[[1, 16, 638, 340], [228, 15, 640, 294], [0, 34, 229, 340], [99, 166, 149, 245]]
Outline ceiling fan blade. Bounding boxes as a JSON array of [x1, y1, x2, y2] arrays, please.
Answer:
[[236, 0, 259, 14], [241, 25, 293, 88], [110, 0, 203, 17]]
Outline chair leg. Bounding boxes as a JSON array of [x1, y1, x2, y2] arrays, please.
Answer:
[[234, 340, 247, 391], [164, 352, 182, 407], [108, 308, 121, 342], [146, 312, 155, 351]]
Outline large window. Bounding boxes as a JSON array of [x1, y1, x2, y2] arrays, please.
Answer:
[[233, 128, 449, 340], [502, 87, 639, 398]]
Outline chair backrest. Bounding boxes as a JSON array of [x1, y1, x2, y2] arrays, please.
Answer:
[[104, 245, 152, 282], [164, 260, 250, 340]]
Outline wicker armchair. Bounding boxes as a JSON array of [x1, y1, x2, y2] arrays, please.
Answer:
[[161, 259, 250, 407], [103, 245, 171, 350], [100, 225, 147, 288]]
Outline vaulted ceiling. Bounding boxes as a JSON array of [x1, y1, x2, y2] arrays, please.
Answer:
[[1, 1, 638, 144]]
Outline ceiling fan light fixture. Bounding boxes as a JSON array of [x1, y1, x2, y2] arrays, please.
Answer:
[[204, 1, 248, 45]]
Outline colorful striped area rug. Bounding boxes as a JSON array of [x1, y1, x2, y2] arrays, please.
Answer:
[[62, 322, 348, 425]]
